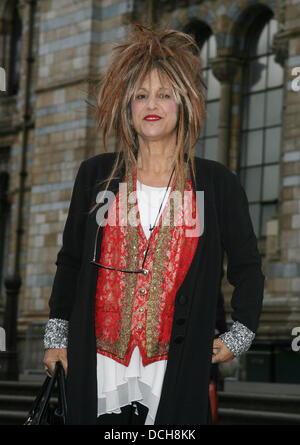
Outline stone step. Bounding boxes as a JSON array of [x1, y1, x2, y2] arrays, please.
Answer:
[[0, 394, 57, 412], [218, 407, 300, 425], [0, 380, 58, 425], [223, 380, 300, 396], [218, 391, 300, 414], [0, 394, 36, 412], [0, 410, 28, 425], [0, 379, 53, 397]]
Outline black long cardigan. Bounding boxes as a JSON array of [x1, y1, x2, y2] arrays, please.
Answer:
[[48, 152, 265, 425]]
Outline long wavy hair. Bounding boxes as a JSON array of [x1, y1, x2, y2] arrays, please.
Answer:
[[88, 23, 207, 215]]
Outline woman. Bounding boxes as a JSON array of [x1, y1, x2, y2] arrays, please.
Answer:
[[43, 24, 265, 425]]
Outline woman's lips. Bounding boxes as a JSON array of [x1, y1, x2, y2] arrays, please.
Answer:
[[144, 115, 162, 121]]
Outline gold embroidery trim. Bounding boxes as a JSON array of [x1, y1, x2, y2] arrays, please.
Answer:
[[146, 162, 190, 357], [96, 164, 139, 359]]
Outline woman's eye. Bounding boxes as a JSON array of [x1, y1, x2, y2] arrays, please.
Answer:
[[135, 93, 171, 99]]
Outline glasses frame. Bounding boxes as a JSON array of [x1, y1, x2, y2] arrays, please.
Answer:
[[89, 166, 175, 275], [90, 223, 151, 274]]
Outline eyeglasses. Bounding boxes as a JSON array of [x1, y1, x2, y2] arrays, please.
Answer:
[[90, 165, 175, 275], [90, 223, 152, 275]]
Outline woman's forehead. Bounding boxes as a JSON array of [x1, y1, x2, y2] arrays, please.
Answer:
[[136, 69, 172, 89]]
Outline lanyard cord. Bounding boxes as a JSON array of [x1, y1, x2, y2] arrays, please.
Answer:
[[140, 165, 175, 269]]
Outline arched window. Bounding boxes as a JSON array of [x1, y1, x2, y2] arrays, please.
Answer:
[[197, 33, 221, 161], [184, 21, 220, 161], [0, 0, 22, 95], [239, 16, 283, 238]]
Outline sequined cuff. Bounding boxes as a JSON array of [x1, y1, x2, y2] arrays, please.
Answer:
[[219, 320, 255, 357], [44, 318, 69, 349]]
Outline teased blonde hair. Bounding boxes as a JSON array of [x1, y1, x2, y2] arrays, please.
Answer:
[[88, 23, 207, 214]]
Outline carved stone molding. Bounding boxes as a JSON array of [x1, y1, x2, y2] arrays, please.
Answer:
[[271, 31, 289, 68], [210, 56, 244, 84]]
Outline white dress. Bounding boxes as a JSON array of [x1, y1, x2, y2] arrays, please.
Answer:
[[96, 179, 172, 425]]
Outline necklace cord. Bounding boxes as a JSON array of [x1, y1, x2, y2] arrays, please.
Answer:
[[140, 165, 175, 269]]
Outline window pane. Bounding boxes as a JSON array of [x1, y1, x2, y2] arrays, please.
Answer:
[[267, 54, 283, 88], [242, 97, 248, 129], [244, 130, 264, 166], [249, 203, 260, 236], [262, 164, 280, 201], [244, 166, 262, 202], [239, 168, 246, 188], [204, 137, 218, 161], [261, 203, 277, 237], [249, 57, 267, 92], [207, 69, 220, 100], [202, 68, 209, 95], [257, 25, 268, 55], [248, 92, 265, 129], [195, 138, 204, 158], [206, 101, 219, 136], [265, 127, 281, 163], [201, 41, 208, 68], [240, 135, 247, 168], [208, 35, 217, 59], [266, 89, 283, 126], [269, 18, 278, 45]]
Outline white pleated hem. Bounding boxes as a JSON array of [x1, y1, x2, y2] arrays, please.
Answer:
[[97, 378, 160, 425], [96, 348, 167, 425]]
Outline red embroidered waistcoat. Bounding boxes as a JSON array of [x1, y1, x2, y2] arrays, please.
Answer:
[[94, 162, 199, 366]]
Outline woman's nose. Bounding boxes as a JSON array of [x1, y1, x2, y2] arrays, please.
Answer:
[[146, 95, 158, 109]]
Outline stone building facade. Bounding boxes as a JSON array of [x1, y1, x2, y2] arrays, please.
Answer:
[[0, 0, 300, 380]]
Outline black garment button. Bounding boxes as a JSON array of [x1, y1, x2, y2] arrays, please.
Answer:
[[178, 294, 187, 305], [174, 335, 184, 344], [176, 318, 186, 326]]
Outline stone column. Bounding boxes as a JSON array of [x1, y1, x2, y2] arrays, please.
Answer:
[[210, 56, 242, 166]]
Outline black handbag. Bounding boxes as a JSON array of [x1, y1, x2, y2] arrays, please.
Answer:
[[24, 361, 67, 425]]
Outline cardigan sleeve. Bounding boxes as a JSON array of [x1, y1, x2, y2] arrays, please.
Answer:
[[216, 164, 265, 337], [47, 160, 90, 321]]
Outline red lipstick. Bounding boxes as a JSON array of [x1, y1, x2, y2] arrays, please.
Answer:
[[144, 115, 162, 121]]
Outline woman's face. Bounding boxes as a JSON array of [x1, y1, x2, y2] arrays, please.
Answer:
[[131, 69, 179, 145]]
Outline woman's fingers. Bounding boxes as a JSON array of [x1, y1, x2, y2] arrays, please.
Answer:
[[43, 348, 68, 377], [211, 338, 235, 364], [59, 355, 68, 376]]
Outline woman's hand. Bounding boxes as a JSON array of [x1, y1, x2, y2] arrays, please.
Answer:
[[211, 337, 235, 364], [43, 348, 68, 377]]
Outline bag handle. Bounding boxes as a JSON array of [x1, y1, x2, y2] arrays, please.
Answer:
[[25, 361, 66, 425], [55, 362, 67, 420]]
